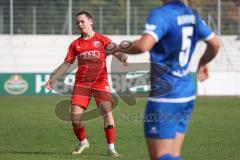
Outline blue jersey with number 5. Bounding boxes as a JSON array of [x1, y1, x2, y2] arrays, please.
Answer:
[[143, 0, 214, 100]]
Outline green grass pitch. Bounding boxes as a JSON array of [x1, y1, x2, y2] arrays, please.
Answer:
[[0, 96, 240, 160]]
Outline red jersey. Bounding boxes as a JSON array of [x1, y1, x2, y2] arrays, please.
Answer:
[[65, 33, 111, 83]]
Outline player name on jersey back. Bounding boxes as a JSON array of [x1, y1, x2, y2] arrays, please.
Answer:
[[177, 14, 196, 25]]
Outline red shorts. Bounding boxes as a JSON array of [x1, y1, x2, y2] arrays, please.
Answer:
[[71, 80, 112, 108]]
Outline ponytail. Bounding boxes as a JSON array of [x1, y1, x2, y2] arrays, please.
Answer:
[[184, 0, 198, 7]]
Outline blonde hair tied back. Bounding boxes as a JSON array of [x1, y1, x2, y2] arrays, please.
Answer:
[[184, 0, 198, 7]]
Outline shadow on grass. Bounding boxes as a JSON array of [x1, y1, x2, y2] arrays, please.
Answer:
[[0, 149, 111, 158], [0, 150, 69, 155]]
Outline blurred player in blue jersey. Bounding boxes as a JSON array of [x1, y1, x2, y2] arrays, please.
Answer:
[[112, 0, 220, 159]]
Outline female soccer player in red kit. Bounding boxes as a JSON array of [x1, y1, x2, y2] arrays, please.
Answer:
[[46, 11, 127, 157]]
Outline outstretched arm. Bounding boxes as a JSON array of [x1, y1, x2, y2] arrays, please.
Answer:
[[197, 35, 220, 82], [105, 34, 156, 55], [105, 34, 156, 65], [45, 61, 72, 89], [121, 34, 156, 54]]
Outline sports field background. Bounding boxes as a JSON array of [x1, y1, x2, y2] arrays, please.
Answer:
[[0, 96, 239, 160]]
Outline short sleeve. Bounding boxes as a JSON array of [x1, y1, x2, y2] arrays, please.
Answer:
[[142, 9, 169, 42], [64, 43, 76, 63], [101, 35, 112, 47], [196, 13, 215, 41]]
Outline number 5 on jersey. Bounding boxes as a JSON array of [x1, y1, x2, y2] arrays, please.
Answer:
[[179, 26, 193, 67]]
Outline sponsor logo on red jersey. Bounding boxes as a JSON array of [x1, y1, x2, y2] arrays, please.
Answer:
[[78, 50, 101, 60]]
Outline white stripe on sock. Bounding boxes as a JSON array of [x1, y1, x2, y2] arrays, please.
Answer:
[[80, 139, 87, 145], [108, 143, 115, 150]]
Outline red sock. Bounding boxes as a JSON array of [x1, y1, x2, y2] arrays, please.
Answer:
[[73, 127, 86, 141], [104, 127, 115, 144]]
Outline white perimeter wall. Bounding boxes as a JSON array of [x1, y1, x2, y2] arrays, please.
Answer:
[[0, 35, 240, 96], [0, 35, 149, 73], [198, 72, 240, 96]]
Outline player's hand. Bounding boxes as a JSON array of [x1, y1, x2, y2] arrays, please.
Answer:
[[114, 52, 128, 66], [45, 80, 54, 90], [119, 53, 128, 66], [197, 65, 209, 82]]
